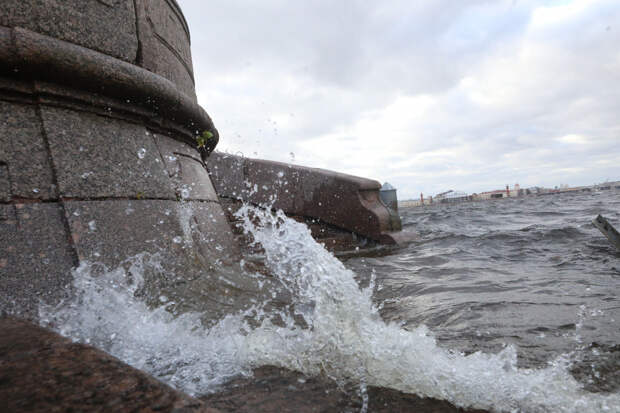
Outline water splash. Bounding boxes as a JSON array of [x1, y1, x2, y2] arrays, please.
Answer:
[[39, 253, 256, 395], [40, 206, 620, 412]]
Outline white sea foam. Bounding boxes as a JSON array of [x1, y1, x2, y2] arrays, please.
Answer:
[[40, 205, 620, 412]]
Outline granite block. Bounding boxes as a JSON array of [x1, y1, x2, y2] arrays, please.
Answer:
[[206, 152, 247, 199], [0, 202, 76, 319], [40, 107, 176, 199], [135, 0, 196, 98], [0, 0, 138, 63], [154, 134, 218, 201], [0, 100, 57, 200], [63, 199, 269, 323]]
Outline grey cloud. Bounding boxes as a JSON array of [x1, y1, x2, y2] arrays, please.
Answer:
[[178, 0, 620, 198]]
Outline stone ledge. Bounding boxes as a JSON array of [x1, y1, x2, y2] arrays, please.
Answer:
[[0, 26, 218, 156], [207, 152, 413, 245], [0, 0, 139, 63]]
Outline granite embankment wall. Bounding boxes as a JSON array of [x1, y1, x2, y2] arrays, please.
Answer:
[[0, 2, 268, 408], [0, 2, 419, 411], [207, 152, 410, 254], [0, 0, 262, 321]]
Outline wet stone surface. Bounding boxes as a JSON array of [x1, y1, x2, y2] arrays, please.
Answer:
[[41, 107, 176, 200], [0, 317, 219, 413], [154, 133, 218, 202], [0, 0, 139, 63], [202, 366, 489, 413], [0, 100, 58, 200], [207, 152, 398, 243], [62, 199, 274, 324], [136, 0, 196, 98], [0, 203, 75, 319]]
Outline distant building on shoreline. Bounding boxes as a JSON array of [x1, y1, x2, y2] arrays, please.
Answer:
[[399, 181, 620, 208]]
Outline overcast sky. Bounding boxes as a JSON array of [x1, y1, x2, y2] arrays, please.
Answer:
[[179, 0, 619, 199]]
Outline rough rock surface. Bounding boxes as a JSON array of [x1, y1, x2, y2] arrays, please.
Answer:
[[207, 152, 415, 253], [0, 0, 224, 321], [0, 317, 220, 413], [202, 366, 489, 413], [0, 318, 489, 412]]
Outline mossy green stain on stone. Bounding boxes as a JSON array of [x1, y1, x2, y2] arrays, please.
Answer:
[[196, 130, 214, 149]]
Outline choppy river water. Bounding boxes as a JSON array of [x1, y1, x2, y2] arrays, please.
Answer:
[[348, 189, 620, 397], [40, 189, 620, 412]]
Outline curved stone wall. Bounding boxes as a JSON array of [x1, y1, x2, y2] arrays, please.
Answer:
[[0, 1, 263, 321], [1, 0, 196, 99]]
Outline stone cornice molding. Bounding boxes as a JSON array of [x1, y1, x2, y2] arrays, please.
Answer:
[[0, 26, 218, 156]]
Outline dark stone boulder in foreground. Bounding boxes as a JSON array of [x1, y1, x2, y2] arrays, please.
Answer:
[[0, 317, 489, 413], [203, 366, 489, 413], [0, 317, 220, 413]]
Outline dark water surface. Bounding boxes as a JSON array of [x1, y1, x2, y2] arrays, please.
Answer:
[[41, 190, 620, 411], [347, 189, 620, 392]]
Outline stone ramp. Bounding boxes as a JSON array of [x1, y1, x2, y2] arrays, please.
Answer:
[[0, 317, 220, 413]]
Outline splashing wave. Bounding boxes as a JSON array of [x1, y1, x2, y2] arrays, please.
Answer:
[[40, 205, 620, 412]]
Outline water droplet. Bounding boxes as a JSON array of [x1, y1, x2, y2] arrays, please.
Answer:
[[32, 188, 40, 194], [159, 295, 168, 303], [277, 171, 284, 178], [172, 236, 182, 244], [73, 210, 80, 217], [88, 220, 97, 231], [137, 148, 147, 159]]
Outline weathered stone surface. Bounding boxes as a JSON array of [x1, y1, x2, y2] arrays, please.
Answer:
[[0, 203, 76, 319], [1, 320, 487, 413], [135, 0, 196, 98], [0, 162, 9, 202], [202, 366, 488, 413], [0, 100, 57, 200], [293, 165, 393, 240], [63, 199, 236, 266], [62, 199, 272, 322], [176, 156, 219, 201], [207, 152, 247, 199], [207, 152, 406, 244], [0, 0, 138, 63], [244, 158, 300, 212], [0, 0, 231, 329], [155, 134, 218, 202], [0, 317, 219, 413], [40, 107, 176, 199], [0, 26, 218, 150]]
